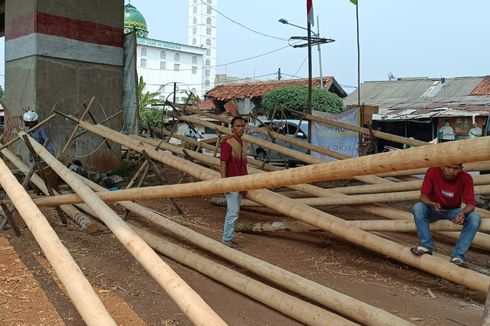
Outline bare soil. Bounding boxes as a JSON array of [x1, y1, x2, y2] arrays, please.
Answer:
[[0, 175, 488, 325]]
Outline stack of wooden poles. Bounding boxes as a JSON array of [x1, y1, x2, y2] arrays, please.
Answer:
[[1, 106, 490, 324]]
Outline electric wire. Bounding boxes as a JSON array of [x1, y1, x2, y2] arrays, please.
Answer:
[[200, 0, 288, 42]]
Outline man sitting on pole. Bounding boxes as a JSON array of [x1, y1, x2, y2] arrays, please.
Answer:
[[410, 164, 481, 266], [220, 116, 248, 247]]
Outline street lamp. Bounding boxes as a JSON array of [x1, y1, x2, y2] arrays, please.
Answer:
[[278, 17, 334, 89]]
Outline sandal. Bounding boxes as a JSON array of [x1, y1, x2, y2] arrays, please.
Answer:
[[410, 245, 433, 256]]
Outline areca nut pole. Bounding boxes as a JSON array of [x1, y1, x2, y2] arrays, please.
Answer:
[[0, 158, 115, 325], [19, 132, 227, 326]]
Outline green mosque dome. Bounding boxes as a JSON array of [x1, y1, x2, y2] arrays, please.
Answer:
[[124, 3, 148, 38]]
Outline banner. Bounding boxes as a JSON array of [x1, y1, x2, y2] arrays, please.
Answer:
[[122, 32, 139, 134], [311, 109, 360, 161]]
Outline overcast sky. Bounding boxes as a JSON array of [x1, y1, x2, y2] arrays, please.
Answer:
[[1, 1, 488, 91], [127, 0, 489, 92]]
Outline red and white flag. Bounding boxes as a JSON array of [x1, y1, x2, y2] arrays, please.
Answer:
[[307, 0, 314, 26]]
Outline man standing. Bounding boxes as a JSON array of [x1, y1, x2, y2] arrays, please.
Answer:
[[410, 164, 481, 266], [220, 116, 247, 246], [23, 110, 59, 192]]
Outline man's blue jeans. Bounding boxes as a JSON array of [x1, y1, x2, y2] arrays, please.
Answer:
[[222, 192, 242, 244], [412, 202, 481, 259]]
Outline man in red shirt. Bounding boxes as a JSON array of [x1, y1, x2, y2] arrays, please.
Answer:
[[220, 116, 248, 246], [410, 164, 481, 266]]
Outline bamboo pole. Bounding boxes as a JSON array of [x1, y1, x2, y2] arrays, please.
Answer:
[[131, 225, 357, 326], [288, 109, 428, 147], [80, 178, 411, 326], [20, 132, 227, 326], [0, 158, 115, 325], [60, 123, 490, 293], [0, 144, 99, 233]]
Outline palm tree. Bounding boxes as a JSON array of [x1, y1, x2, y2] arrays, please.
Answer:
[[137, 76, 165, 129], [137, 76, 162, 109]]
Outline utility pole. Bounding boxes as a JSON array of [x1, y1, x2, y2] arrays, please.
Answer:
[[277, 68, 282, 80], [307, 17, 313, 144], [317, 16, 323, 89]]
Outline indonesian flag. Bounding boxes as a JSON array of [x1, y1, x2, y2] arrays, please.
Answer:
[[307, 0, 314, 26]]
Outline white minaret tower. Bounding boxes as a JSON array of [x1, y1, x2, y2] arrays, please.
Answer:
[[188, 0, 218, 94]]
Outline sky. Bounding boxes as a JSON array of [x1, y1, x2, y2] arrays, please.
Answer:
[[1, 0, 489, 91], [126, 0, 489, 92]]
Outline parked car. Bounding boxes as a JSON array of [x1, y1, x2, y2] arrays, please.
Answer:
[[248, 119, 309, 166]]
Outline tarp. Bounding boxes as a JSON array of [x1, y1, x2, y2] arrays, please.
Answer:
[[122, 32, 139, 134], [311, 108, 359, 161]]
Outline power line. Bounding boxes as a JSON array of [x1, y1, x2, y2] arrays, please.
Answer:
[[145, 72, 278, 88], [140, 44, 295, 72], [200, 0, 288, 42], [293, 56, 308, 77]]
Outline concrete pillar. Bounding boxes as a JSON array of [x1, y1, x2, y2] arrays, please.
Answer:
[[4, 0, 124, 171]]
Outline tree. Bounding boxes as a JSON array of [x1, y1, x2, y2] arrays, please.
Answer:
[[137, 76, 165, 128], [261, 86, 344, 119], [0, 85, 4, 102]]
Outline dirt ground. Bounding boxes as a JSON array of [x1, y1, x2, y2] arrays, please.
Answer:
[[0, 173, 489, 325]]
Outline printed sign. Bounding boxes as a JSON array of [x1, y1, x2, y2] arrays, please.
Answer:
[[311, 109, 360, 161]]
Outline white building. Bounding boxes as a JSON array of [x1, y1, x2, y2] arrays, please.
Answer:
[[187, 0, 218, 94], [124, 3, 207, 103]]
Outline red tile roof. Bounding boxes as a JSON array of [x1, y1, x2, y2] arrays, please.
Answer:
[[470, 76, 490, 95], [197, 100, 215, 110], [206, 77, 333, 101]]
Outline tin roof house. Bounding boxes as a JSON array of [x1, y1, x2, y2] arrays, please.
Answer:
[[343, 76, 490, 149]]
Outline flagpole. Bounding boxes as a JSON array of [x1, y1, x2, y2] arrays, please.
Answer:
[[355, 1, 361, 106], [306, 1, 313, 145]]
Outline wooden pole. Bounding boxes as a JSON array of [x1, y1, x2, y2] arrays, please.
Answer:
[[183, 107, 350, 160], [178, 114, 389, 185], [131, 225, 357, 326], [235, 219, 479, 233], [61, 96, 96, 153], [59, 123, 490, 293], [375, 161, 490, 178], [288, 109, 428, 147], [0, 144, 99, 233], [332, 174, 490, 195], [237, 185, 490, 208], [80, 178, 412, 326], [482, 283, 490, 326], [21, 122, 490, 207], [20, 132, 227, 326], [0, 158, 115, 325]]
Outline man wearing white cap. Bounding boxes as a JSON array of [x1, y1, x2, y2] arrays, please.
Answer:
[[23, 110, 58, 192]]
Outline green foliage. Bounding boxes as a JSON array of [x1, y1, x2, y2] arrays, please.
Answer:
[[0, 85, 4, 102], [137, 76, 165, 128], [261, 86, 344, 119], [140, 107, 166, 129]]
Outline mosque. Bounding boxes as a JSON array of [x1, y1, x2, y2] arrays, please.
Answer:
[[123, 1, 218, 103]]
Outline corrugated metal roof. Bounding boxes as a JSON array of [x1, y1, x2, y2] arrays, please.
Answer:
[[206, 77, 340, 101], [344, 77, 490, 120], [373, 105, 490, 121]]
